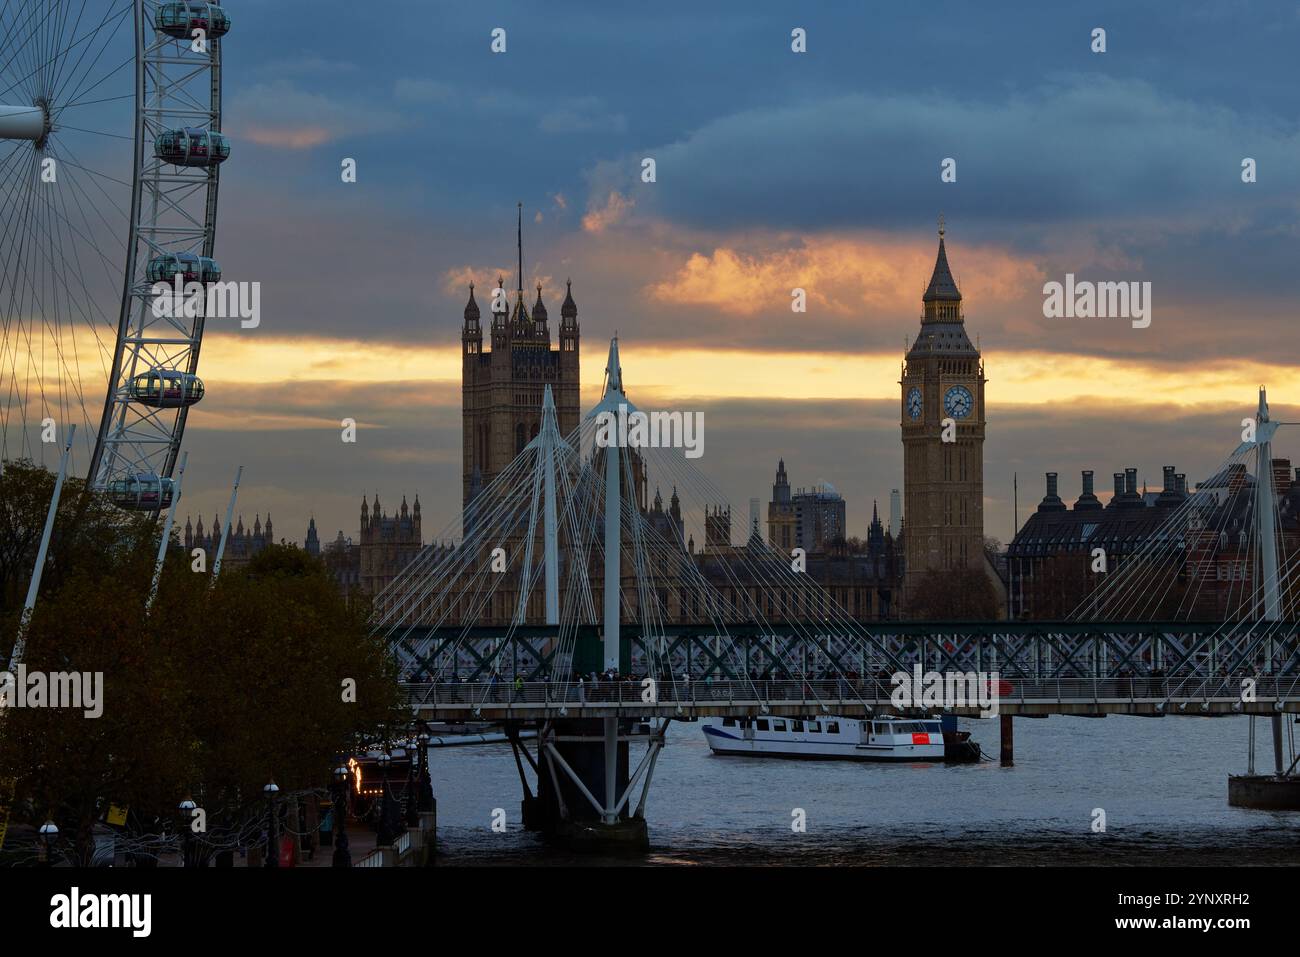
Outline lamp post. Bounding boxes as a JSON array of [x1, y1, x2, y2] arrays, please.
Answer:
[[417, 731, 433, 813], [332, 764, 351, 867], [263, 780, 280, 868], [405, 741, 419, 828], [178, 797, 197, 867], [375, 752, 396, 846], [37, 820, 58, 867]]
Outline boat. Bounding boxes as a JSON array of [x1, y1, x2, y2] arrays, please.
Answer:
[[702, 714, 949, 762]]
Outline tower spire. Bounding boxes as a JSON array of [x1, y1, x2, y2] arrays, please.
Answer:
[[517, 201, 523, 294]]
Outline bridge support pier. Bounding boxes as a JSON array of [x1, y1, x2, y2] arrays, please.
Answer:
[[1000, 714, 1014, 766], [1272, 714, 1285, 776], [534, 717, 660, 853]]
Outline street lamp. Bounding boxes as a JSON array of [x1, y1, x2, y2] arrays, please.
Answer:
[[375, 752, 396, 846], [405, 741, 419, 828], [37, 820, 58, 867], [332, 764, 351, 868], [263, 780, 280, 868], [417, 732, 433, 813], [178, 797, 197, 867]]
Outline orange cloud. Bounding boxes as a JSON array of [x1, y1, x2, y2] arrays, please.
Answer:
[[238, 125, 334, 149], [645, 234, 1044, 317], [582, 191, 635, 233]]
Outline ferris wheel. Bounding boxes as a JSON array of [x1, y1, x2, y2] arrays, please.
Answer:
[[0, 0, 229, 510]]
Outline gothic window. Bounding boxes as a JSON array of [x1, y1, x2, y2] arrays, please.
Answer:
[[515, 423, 526, 453]]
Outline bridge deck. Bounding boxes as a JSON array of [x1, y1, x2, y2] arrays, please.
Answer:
[[403, 677, 1300, 721]]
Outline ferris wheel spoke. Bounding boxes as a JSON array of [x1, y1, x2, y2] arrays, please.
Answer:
[[0, 0, 73, 101], [56, 50, 134, 114], [49, 3, 133, 112], [0, 0, 49, 97]]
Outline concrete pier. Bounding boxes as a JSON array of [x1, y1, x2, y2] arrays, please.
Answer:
[[537, 716, 650, 852]]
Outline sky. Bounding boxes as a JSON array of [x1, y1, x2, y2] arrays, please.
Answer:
[[101, 0, 1300, 546]]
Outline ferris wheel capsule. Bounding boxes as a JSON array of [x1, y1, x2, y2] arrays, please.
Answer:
[[129, 371, 205, 409], [156, 2, 232, 39], [155, 127, 230, 167], [146, 253, 222, 285], [107, 474, 176, 511]]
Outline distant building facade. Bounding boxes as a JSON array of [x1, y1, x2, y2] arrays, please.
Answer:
[[461, 210, 581, 521], [359, 494, 423, 597], [183, 512, 275, 571], [1008, 462, 1300, 620]]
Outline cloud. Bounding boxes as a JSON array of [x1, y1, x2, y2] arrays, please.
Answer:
[[393, 78, 456, 102], [538, 97, 627, 134], [228, 80, 406, 149], [646, 234, 1042, 316], [582, 191, 635, 233], [592, 74, 1300, 233]]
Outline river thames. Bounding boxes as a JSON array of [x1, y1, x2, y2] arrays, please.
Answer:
[[428, 714, 1300, 865]]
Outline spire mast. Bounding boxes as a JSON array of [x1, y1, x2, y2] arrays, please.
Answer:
[[517, 201, 523, 294]]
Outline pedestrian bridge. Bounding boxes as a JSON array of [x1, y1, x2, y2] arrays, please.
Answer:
[[402, 675, 1300, 721]]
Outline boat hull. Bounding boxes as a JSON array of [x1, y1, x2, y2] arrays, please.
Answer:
[[703, 724, 946, 762]]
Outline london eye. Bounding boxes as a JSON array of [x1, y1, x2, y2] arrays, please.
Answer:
[[0, 1, 229, 507]]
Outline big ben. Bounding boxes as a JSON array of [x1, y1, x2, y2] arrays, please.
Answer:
[[901, 218, 986, 598]]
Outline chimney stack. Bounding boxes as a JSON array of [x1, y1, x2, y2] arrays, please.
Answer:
[[1176, 473, 1187, 494], [1125, 468, 1138, 496], [1038, 472, 1066, 512], [1162, 466, 1175, 491], [1074, 470, 1102, 510]]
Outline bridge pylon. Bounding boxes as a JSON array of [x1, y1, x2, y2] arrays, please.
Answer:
[[533, 338, 653, 851]]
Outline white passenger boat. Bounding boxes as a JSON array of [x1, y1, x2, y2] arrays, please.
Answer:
[[702, 714, 947, 761]]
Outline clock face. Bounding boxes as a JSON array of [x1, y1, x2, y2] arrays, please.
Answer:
[[944, 385, 974, 419], [906, 387, 922, 420]]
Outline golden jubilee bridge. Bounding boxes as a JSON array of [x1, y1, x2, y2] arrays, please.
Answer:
[[369, 341, 1300, 848]]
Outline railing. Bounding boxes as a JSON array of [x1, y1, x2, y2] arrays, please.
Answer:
[[401, 674, 1300, 711]]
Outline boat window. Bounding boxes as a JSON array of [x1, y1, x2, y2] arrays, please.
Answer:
[[772, 720, 786, 732], [790, 720, 802, 732], [924, 722, 942, 732], [755, 719, 769, 732], [806, 722, 818, 733], [825, 722, 840, 733], [722, 718, 735, 728]]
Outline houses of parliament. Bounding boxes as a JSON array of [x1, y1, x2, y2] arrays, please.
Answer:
[[187, 219, 1001, 620]]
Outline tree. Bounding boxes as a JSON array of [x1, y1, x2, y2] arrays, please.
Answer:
[[0, 465, 404, 865], [906, 564, 1002, 620]]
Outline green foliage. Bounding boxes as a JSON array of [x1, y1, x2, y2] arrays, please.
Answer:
[[0, 464, 404, 863]]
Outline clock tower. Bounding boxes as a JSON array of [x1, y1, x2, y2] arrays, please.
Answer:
[[901, 219, 986, 597]]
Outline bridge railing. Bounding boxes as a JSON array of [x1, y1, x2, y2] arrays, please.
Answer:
[[401, 674, 1300, 709]]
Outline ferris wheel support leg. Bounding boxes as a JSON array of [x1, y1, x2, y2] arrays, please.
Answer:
[[6, 425, 76, 673], [147, 452, 187, 613], [212, 465, 243, 580]]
